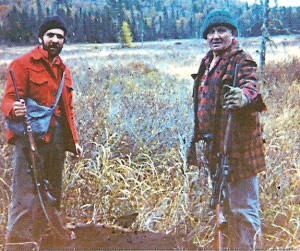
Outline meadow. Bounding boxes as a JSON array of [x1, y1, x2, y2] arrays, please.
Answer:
[[0, 35, 299, 249]]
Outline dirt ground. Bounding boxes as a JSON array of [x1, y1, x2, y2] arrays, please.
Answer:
[[3, 224, 197, 250]]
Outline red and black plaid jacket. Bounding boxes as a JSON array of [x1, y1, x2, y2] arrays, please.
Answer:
[[193, 39, 266, 181]]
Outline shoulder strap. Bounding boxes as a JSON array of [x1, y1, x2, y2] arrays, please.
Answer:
[[53, 72, 65, 108]]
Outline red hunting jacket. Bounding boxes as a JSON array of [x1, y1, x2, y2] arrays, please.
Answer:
[[194, 39, 266, 181], [2, 46, 79, 154]]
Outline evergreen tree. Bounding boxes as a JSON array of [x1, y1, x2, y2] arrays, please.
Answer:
[[102, 5, 118, 42], [157, 16, 163, 40], [106, 0, 123, 36], [94, 10, 103, 43], [121, 21, 133, 47], [188, 17, 196, 38], [88, 12, 100, 43], [149, 18, 157, 40], [162, 6, 169, 39], [130, 9, 139, 41], [21, 8, 35, 43], [36, 0, 44, 22], [170, 5, 178, 39], [73, 8, 84, 43], [82, 11, 89, 42], [6, 6, 23, 43], [65, 7, 74, 42], [138, 10, 145, 42]]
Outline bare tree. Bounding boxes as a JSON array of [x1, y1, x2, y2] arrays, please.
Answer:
[[259, 0, 281, 75], [259, 0, 270, 74]]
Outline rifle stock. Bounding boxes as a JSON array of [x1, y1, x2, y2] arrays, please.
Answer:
[[187, 139, 198, 166], [187, 72, 201, 166]]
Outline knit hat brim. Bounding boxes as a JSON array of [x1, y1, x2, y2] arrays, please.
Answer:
[[203, 23, 237, 39]]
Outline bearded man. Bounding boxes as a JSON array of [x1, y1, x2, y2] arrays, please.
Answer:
[[2, 15, 82, 246]]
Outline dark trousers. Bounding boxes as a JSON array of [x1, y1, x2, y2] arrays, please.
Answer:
[[5, 120, 66, 244]]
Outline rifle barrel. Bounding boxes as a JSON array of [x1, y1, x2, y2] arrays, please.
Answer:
[[10, 69, 21, 102], [223, 64, 239, 156]]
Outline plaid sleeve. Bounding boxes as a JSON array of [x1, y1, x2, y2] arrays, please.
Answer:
[[237, 56, 259, 103]]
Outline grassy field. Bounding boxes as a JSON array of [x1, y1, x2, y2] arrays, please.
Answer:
[[0, 35, 299, 249]]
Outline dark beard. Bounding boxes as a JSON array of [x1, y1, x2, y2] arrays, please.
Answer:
[[42, 43, 63, 58]]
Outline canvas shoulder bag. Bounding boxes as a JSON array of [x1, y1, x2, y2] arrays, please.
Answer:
[[6, 72, 65, 138]]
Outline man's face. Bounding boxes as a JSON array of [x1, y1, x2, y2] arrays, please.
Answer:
[[39, 28, 65, 58], [206, 25, 234, 54]]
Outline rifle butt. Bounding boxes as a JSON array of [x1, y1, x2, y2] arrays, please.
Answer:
[[214, 204, 225, 250]]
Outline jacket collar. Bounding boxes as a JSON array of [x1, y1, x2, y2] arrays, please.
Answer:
[[205, 38, 241, 63], [222, 38, 241, 60], [31, 45, 63, 66]]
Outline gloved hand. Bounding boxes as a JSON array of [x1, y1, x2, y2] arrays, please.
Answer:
[[222, 84, 248, 110]]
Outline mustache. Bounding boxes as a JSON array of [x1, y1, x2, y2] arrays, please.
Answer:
[[42, 43, 63, 57], [48, 44, 59, 49]]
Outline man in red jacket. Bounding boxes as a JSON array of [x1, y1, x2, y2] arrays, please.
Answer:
[[188, 9, 266, 250], [2, 15, 82, 245]]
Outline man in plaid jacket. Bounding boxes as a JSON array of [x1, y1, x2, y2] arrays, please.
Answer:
[[189, 9, 267, 250]]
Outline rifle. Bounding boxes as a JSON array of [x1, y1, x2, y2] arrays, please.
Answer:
[[187, 73, 201, 166], [9, 69, 71, 241], [209, 64, 239, 250]]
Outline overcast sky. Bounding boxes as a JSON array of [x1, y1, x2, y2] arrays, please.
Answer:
[[239, 0, 300, 7]]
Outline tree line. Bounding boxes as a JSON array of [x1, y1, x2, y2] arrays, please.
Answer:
[[0, 0, 299, 45]]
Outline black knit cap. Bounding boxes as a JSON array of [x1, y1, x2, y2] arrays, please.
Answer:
[[201, 9, 238, 39], [38, 15, 67, 38]]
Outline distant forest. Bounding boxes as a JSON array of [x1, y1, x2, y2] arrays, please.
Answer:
[[0, 0, 299, 44]]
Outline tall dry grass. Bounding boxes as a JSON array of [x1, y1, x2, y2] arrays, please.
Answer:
[[0, 36, 299, 249]]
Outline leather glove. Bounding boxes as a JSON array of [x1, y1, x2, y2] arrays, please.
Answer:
[[223, 84, 248, 110]]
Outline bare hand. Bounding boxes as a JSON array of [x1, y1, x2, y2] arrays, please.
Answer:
[[75, 143, 83, 159], [13, 99, 26, 117]]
